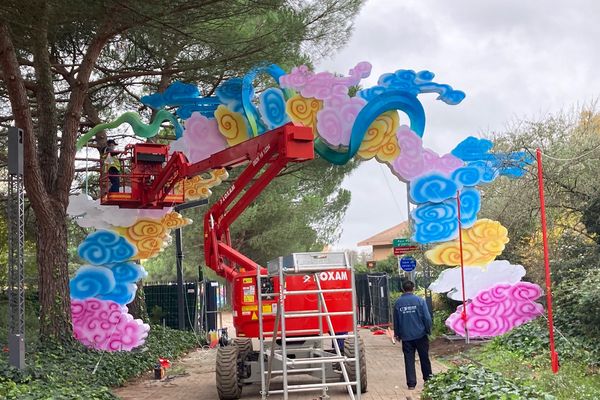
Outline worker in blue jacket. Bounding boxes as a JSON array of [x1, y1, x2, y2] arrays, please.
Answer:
[[393, 280, 433, 390]]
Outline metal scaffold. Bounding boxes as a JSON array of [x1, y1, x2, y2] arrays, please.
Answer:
[[6, 126, 25, 369], [257, 252, 363, 400]]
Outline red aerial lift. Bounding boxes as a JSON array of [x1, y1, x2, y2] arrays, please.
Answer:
[[100, 123, 366, 399]]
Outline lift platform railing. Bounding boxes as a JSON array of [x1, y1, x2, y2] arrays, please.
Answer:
[[257, 252, 362, 400]]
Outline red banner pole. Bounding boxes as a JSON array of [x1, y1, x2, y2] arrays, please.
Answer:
[[536, 148, 560, 373], [456, 190, 469, 344]]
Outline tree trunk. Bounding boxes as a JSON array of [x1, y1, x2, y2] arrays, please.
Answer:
[[128, 281, 149, 322], [37, 200, 72, 341], [1, 18, 120, 343]]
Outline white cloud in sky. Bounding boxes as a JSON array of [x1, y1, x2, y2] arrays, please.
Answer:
[[323, 0, 600, 249]]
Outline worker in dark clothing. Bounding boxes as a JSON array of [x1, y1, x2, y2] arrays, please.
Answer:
[[100, 139, 121, 193], [393, 280, 433, 390]]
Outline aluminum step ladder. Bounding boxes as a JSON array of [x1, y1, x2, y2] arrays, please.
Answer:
[[257, 252, 362, 399]]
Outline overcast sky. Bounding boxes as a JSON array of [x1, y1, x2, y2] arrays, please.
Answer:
[[317, 0, 600, 250]]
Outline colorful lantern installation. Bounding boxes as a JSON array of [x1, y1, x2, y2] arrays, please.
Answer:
[[71, 61, 541, 351]]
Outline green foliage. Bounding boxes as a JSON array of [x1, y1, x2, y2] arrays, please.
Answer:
[[422, 364, 555, 400], [149, 305, 166, 325], [1, 0, 366, 343], [0, 216, 38, 288], [480, 110, 600, 282], [474, 340, 600, 400], [0, 296, 40, 347], [582, 192, 600, 239], [531, 360, 600, 400], [490, 318, 600, 366], [571, 269, 600, 338], [369, 254, 400, 276], [549, 232, 599, 285], [389, 290, 402, 305], [432, 291, 462, 313], [489, 320, 554, 360], [353, 263, 368, 274], [553, 268, 600, 346], [431, 309, 452, 338], [0, 325, 200, 399]]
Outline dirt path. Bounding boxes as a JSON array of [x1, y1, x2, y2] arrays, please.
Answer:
[[113, 315, 447, 400]]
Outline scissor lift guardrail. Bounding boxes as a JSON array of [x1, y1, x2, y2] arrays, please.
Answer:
[[257, 252, 362, 400]]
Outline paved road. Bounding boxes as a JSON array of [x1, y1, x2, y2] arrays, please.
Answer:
[[114, 316, 445, 400]]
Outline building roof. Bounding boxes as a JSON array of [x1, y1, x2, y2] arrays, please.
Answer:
[[357, 221, 409, 247]]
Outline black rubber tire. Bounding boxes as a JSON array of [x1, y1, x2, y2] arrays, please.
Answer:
[[344, 336, 368, 393], [232, 338, 253, 360], [216, 345, 242, 400]]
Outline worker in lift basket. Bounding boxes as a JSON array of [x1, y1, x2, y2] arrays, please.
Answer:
[[100, 139, 122, 193], [393, 280, 433, 390]]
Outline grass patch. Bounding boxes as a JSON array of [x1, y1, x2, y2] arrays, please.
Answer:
[[422, 363, 555, 400], [472, 343, 600, 400], [426, 319, 600, 399], [0, 325, 202, 400]]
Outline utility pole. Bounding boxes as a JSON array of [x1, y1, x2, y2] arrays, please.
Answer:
[[173, 199, 208, 330], [7, 127, 25, 369]]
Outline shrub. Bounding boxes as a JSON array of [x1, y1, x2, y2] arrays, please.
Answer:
[[493, 314, 600, 367], [0, 325, 202, 399], [149, 305, 166, 324], [433, 292, 461, 313], [474, 342, 600, 400], [554, 268, 600, 341], [431, 309, 452, 338], [422, 364, 555, 400]]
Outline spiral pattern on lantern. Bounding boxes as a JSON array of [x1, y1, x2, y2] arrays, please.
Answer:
[[286, 95, 322, 131], [77, 230, 136, 265], [410, 173, 459, 204], [445, 282, 544, 337], [425, 219, 509, 266], [259, 88, 288, 129], [71, 298, 150, 352], [215, 105, 248, 146], [357, 110, 400, 162]]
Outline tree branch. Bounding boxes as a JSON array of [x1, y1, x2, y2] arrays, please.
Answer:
[[52, 55, 108, 149], [0, 22, 51, 222], [0, 70, 37, 91], [56, 16, 122, 203]]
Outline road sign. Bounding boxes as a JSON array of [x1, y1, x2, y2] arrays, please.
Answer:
[[393, 238, 419, 255], [393, 238, 412, 247], [393, 245, 419, 256], [399, 256, 417, 272]]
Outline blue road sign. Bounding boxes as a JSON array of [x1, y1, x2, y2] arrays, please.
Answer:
[[399, 256, 417, 272]]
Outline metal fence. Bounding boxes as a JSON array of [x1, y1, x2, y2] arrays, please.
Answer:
[[143, 274, 427, 333], [144, 281, 199, 330], [144, 280, 227, 332], [355, 273, 390, 327], [355, 273, 433, 328]]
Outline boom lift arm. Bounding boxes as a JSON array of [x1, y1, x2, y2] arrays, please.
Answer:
[[143, 123, 314, 280]]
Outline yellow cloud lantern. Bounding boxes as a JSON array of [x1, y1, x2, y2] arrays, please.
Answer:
[[357, 110, 401, 162], [425, 219, 509, 267]]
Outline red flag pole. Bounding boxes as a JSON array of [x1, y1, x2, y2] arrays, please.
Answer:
[[456, 190, 469, 344], [536, 148, 559, 373]]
